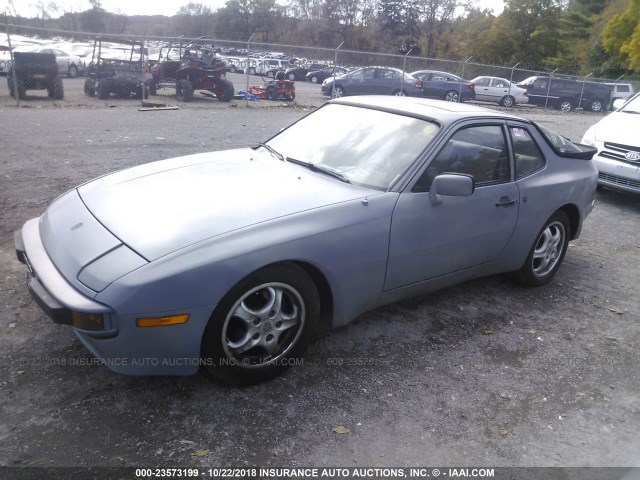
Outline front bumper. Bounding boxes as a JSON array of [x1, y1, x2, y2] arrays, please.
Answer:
[[15, 217, 214, 376], [592, 154, 640, 193]]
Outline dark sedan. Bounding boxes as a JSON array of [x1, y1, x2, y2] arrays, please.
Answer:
[[306, 66, 350, 84], [411, 70, 475, 102], [284, 62, 327, 81], [321, 67, 423, 98]]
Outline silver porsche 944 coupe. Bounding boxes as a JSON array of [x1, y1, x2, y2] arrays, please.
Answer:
[[15, 97, 598, 384]]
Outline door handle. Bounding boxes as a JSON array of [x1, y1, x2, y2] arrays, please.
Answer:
[[495, 197, 517, 207]]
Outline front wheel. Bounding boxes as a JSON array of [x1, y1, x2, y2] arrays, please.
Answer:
[[49, 77, 64, 100], [287, 73, 296, 81], [331, 86, 345, 98], [393, 89, 406, 96], [68, 64, 78, 78], [84, 78, 96, 97], [217, 79, 234, 102], [201, 264, 320, 384], [444, 90, 460, 102], [558, 98, 574, 111], [176, 79, 194, 102], [512, 211, 570, 286], [310, 76, 319, 84], [588, 98, 604, 112], [500, 95, 515, 107]]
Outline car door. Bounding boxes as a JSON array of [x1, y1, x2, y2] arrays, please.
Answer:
[[385, 122, 519, 290], [346, 68, 375, 95], [489, 78, 511, 103], [473, 77, 493, 102]]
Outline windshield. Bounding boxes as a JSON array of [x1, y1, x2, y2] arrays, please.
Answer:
[[267, 103, 440, 189], [619, 94, 640, 113]]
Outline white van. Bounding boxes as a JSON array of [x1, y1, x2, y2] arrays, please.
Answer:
[[605, 82, 634, 102]]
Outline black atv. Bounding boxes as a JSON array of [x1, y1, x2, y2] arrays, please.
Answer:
[[150, 41, 234, 102], [7, 52, 63, 100], [83, 37, 152, 100]]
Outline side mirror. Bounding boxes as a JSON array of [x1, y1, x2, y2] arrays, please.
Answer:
[[429, 173, 474, 205]]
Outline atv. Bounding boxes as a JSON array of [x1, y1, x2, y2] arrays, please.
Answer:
[[83, 37, 152, 100], [7, 52, 63, 100], [150, 40, 234, 102]]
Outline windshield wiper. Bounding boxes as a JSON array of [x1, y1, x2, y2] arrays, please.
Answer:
[[255, 142, 284, 161], [286, 157, 350, 183]]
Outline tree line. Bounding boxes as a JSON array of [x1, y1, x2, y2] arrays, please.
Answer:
[[6, 0, 640, 77]]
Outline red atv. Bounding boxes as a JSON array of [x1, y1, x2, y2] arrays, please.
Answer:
[[150, 41, 234, 102]]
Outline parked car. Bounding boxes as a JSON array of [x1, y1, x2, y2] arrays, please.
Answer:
[[284, 62, 327, 81], [471, 76, 528, 107], [516, 76, 612, 112], [321, 67, 424, 97], [254, 58, 292, 76], [306, 66, 349, 84], [605, 82, 634, 103], [15, 97, 597, 385], [410, 70, 475, 102], [27, 46, 84, 78], [581, 92, 640, 193]]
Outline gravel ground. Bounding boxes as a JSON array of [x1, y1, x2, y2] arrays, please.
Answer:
[[1, 77, 639, 474]]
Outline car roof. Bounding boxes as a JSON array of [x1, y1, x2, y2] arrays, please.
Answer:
[[330, 96, 527, 125]]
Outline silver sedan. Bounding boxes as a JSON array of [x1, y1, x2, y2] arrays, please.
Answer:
[[15, 97, 598, 384]]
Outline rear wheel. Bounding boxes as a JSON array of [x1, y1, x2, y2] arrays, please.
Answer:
[[500, 95, 515, 107], [249, 67, 256, 75], [49, 77, 64, 100], [201, 264, 320, 385], [287, 72, 296, 81], [176, 79, 194, 102], [393, 89, 406, 96], [310, 75, 319, 84], [68, 64, 78, 78], [444, 90, 460, 102], [512, 211, 570, 286], [266, 86, 278, 101]]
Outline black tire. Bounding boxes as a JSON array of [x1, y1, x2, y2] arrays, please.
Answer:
[[84, 78, 96, 97], [287, 91, 295, 101], [176, 79, 194, 102], [500, 95, 515, 107], [444, 90, 460, 102], [49, 77, 64, 100], [266, 86, 278, 101], [249, 67, 256, 75], [68, 64, 78, 78], [392, 89, 406, 96], [332, 86, 345, 98], [149, 81, 157, 96], [557, 98, 574, 111], [512, 211, 570, 286], [201, 264, 320, 385], [97, 78, 113, 99], [588, 98, 604, 112], [287, 72, 296, 81], [217, 79, 234, 102], [310, 75, 319, 84], [8, 75, 26, 99]]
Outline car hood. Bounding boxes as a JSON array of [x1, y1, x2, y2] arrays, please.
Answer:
[[592, 112, 640, 146], [77, 148, 375, 261]]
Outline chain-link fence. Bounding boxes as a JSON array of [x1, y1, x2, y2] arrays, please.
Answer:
[[1, 23, 638, 110]]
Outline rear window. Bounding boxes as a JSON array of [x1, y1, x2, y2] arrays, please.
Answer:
[[534, 123, 596, 160]]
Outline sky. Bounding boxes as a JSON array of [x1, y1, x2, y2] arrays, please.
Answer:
[[2, 0, 506, 19]]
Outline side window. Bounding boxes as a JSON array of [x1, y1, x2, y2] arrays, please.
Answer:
[[493, 79, 507, 88], [414, 125, 509, 192], [618, 85, 630, 93], [532, 78, 547, 89], [510, 127, 546, 179], [474, 77, 490, 87]]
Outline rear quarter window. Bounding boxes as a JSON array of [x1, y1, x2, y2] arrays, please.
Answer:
[[510, 127, 546, 178]]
